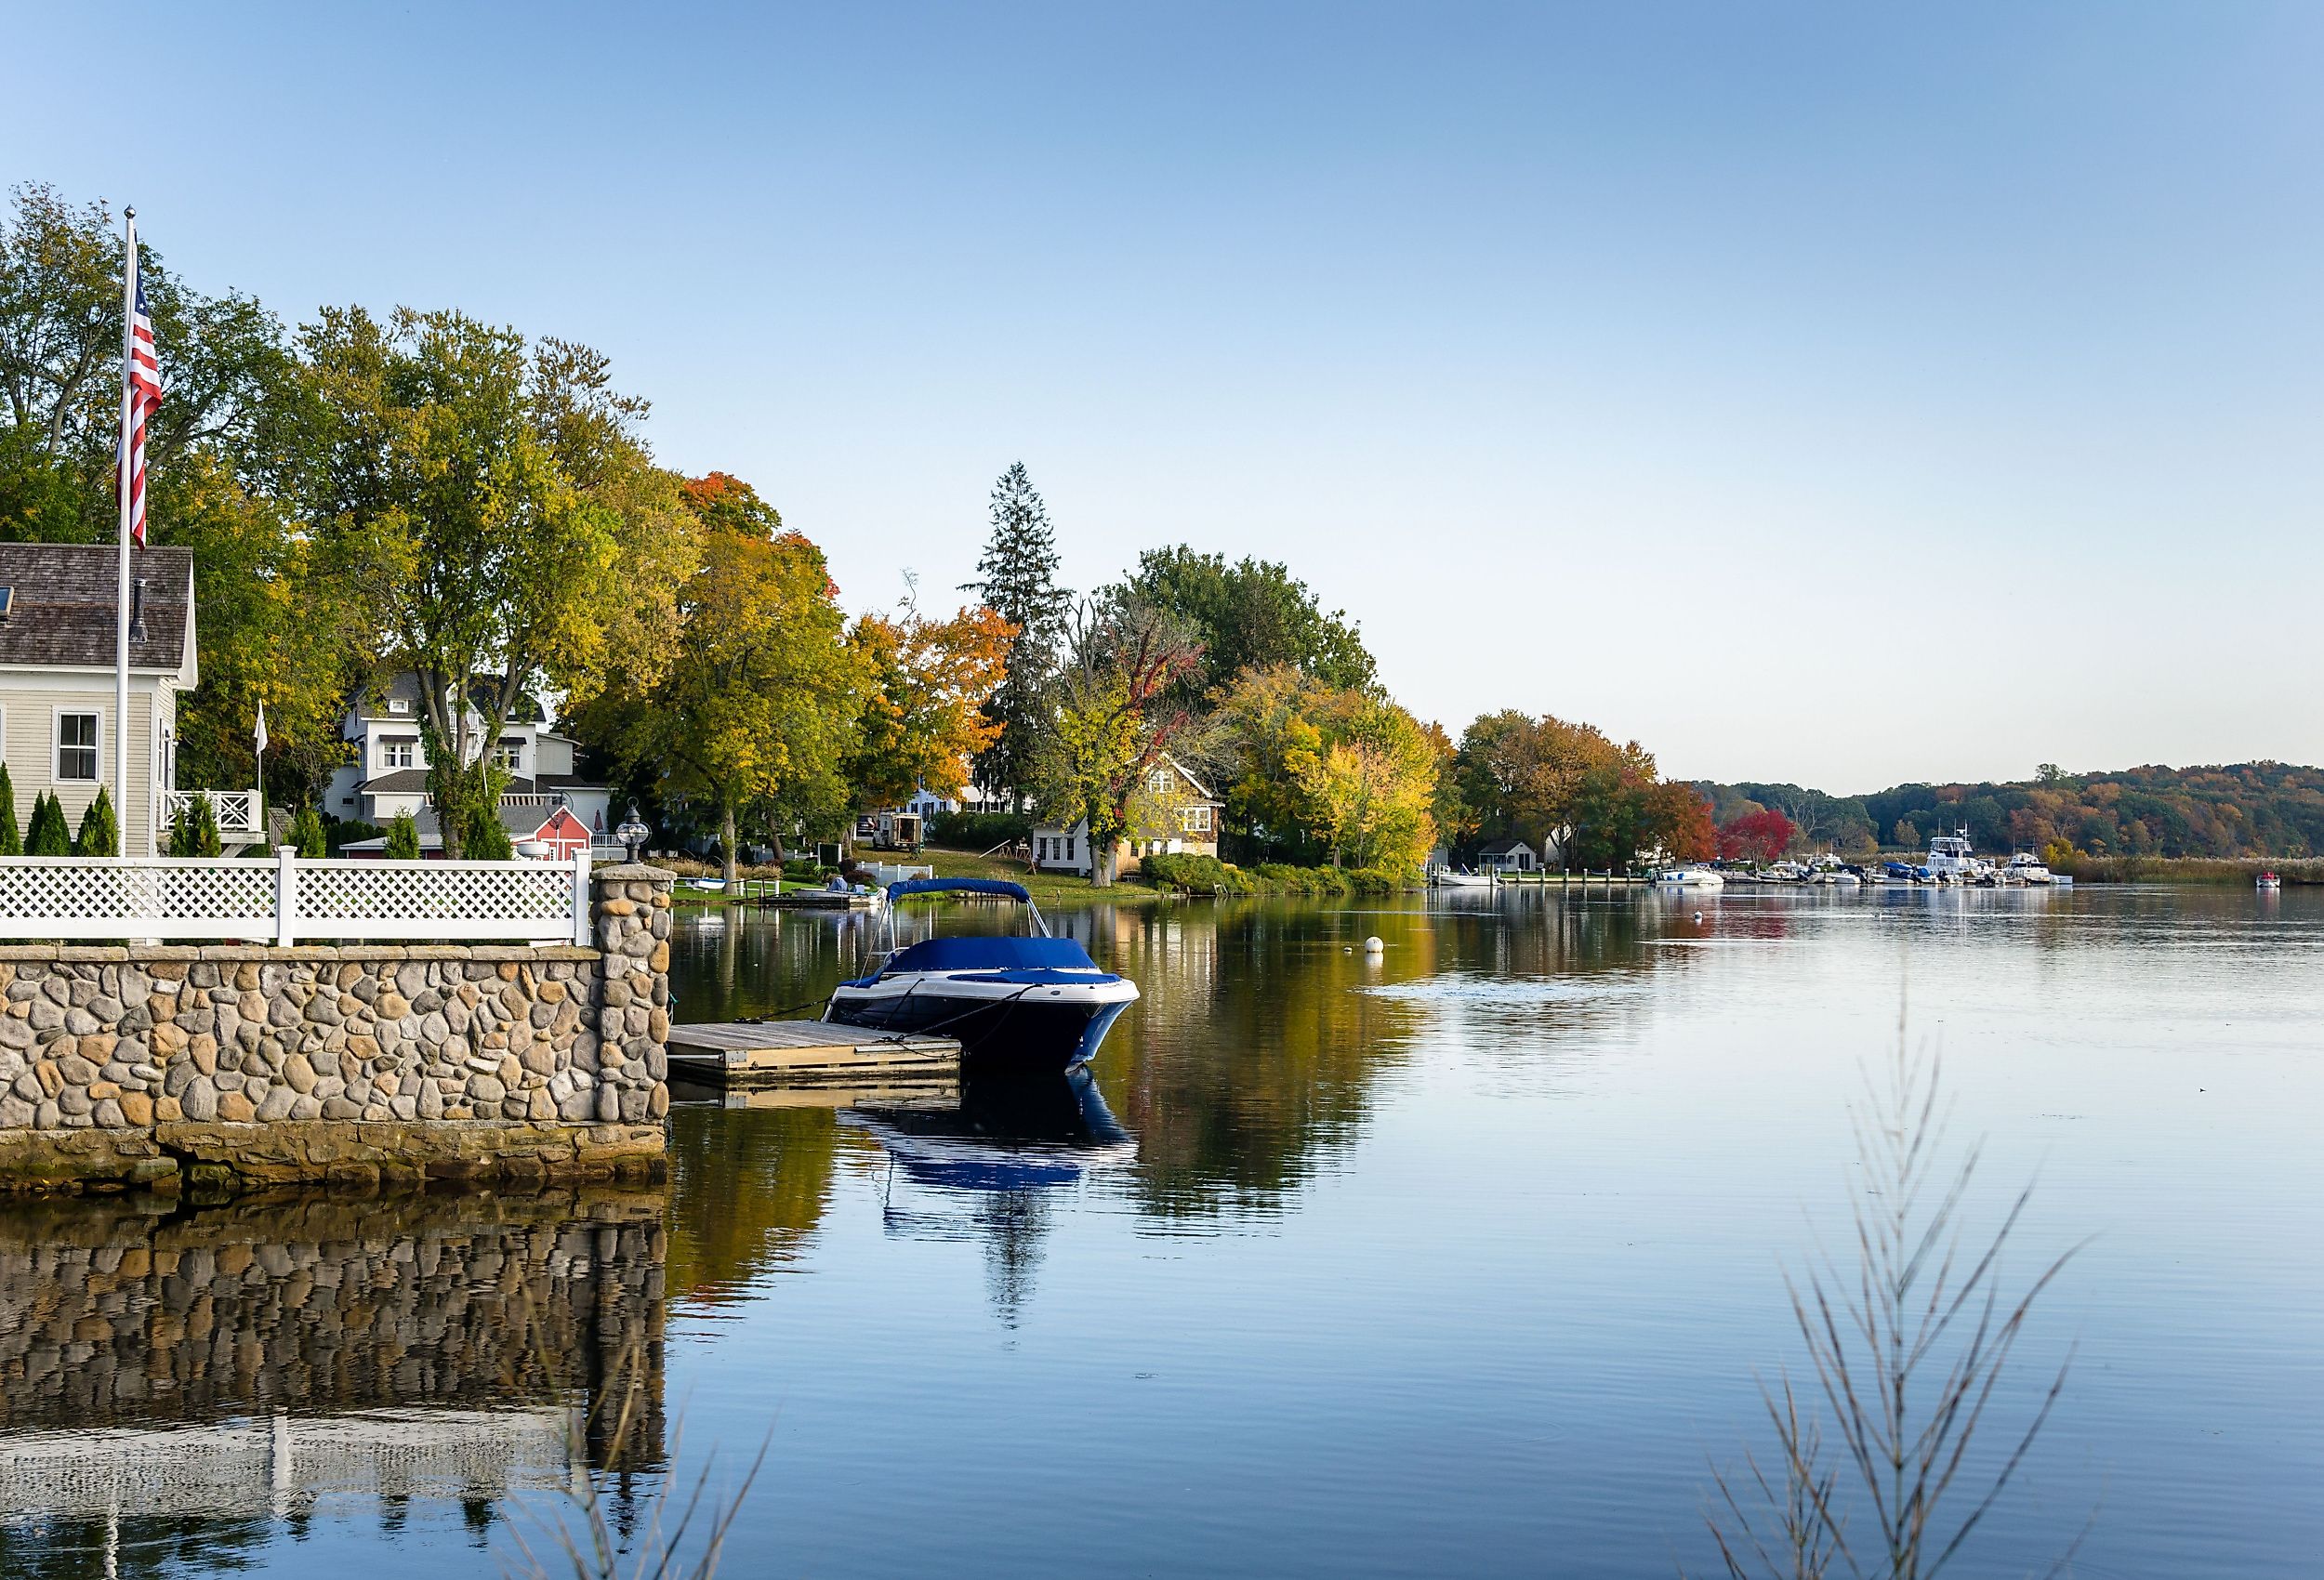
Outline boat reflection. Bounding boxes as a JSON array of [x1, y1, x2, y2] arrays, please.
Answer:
[[841, 1069, 1136, 1193]]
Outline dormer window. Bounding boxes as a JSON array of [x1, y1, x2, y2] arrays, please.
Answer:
[[1148, 766, 1174, 797], [387, 697, 411, 715]]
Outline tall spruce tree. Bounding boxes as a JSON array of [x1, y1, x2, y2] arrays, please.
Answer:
[[963, 462, 1072, 809]]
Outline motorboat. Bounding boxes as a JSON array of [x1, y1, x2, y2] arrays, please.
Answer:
[[1653, 866, 1724, 888], [2005, 851, 2055, 886], [823, 878, 1139, 1073], [1431, 868, 1498, 889], [1764, 860, 1811, 883], [2257, 871, 2282, 890]]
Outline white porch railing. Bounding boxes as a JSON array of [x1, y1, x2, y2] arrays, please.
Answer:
[[0, 849, 592, 945], [166, 788, 263, 837]]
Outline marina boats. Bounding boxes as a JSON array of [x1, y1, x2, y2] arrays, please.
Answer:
[[1652, 865, 1725, 888], [823, 878, 1140, 1073], [1922, 831, 1994, 885]]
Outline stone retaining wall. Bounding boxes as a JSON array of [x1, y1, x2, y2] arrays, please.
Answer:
[[0, 864, 676, 1192]]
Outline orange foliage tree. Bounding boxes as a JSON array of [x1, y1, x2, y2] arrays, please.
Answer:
[[845, 606, 1017, 810]]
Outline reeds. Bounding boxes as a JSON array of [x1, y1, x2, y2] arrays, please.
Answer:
[[1700, 1029, 2080, 1579], [503, 1335, 766, 1580]]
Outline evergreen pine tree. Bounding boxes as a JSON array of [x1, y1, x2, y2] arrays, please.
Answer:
[[291, 804, 329, 858], [0, 764, 20, 856], [464, 804, 514, 861], [963, 461, 1073, 809], [384, 810, 423, 861], [25, 793, 71, 856], [173, 793, 222, 858], [73, 786, 118, 857]]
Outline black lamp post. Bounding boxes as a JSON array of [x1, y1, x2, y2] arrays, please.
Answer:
[[615, 802, 651, 863]]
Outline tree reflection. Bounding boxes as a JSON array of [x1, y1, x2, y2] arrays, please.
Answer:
[[664, 1105, 841, 1307]]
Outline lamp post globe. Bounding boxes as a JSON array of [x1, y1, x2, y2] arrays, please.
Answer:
[[615, 803, 652, 864]]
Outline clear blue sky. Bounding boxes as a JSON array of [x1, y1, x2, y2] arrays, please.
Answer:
[[8, 3, 2320, 790]]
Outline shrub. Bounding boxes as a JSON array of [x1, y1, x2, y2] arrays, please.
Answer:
[[465, 806, 514, 861], [384, 810, 423, 861], [25, 792, 72, 856], [928, 810, 1032, 850], [1142, 852, 1255, 893], [0, 764, 18, 856], [1345, 866, 1403, 897], [291, 804, 329, 859], [328, 818, 383, 854], [167, 793, 221, 857], [73, 786, 118, 858], [1253, 862, 1352, 897]]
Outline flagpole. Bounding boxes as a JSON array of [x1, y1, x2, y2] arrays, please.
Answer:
[[113, 208, 138, 856]]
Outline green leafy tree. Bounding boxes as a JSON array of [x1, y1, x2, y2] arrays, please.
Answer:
[[24, 792, 70, 856], [1033, 598, 1203, 886], [1108, 546, 1377, 704], [290, 803, 328, 859], [0, 763, 19, 855], [72, 785, 117, 857], [574, 517, 869, 884], [963, 462, 1072, 809], [300, 306, 686, 857], [384, 809, 422, 860]]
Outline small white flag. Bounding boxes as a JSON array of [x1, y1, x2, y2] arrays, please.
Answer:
[[254, 700, 268, 755]]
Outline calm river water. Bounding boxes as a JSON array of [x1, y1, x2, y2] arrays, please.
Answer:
[[0, 884, 2317, 1577]]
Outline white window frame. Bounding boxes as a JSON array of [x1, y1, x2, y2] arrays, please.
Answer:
[[387, 696, 411, 715], [1181, 804, 1213, 834], [53, 706, 101, 784], [381, 736, 416, 770], [1148, 766, 1174, 797]]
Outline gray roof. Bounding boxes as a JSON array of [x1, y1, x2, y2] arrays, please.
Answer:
[[355, 670, 548, 724], [0, 544, 193, 671], [1478, 837, 1535, 853]]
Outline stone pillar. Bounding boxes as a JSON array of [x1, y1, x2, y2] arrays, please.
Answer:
[[588, 864, 675, 1126]]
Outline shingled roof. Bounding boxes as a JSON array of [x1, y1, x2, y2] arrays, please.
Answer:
[[0, 544, 195, 673]]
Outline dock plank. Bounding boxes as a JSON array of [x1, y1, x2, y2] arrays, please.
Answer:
[[665, 1017, 961, 1091]]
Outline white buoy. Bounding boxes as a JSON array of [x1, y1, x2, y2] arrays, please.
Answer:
[[1364, 936, 1384, 955]]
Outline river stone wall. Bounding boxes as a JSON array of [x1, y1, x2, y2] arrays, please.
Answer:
[[0, 863, 675, 1192]]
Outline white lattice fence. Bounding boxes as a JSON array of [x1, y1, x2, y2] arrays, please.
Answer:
[[0, 851, 591, 944]]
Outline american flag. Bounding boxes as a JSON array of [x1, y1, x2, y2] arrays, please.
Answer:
[[122, 280, 162, 546]]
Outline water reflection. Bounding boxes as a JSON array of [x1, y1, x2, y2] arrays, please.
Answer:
[[0, 1188, 665, 1572]]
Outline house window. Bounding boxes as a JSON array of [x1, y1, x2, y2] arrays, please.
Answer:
[[382, 736, 416, 770], [494, 744, 522, 771], [1181, 805, 1212, 834], [387, 696, 411, 715], [55, 712, 99, 782], [1148, 767, 1173, 797]]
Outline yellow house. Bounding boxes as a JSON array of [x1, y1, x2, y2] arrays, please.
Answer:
[[0, 544, 198, 855]]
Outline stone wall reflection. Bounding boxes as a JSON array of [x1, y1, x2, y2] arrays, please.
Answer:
[[0, 1189, 666, 1471]]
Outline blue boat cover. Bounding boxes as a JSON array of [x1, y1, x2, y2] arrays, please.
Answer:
[[887, 877, 1032, 902], [885, 936, 1099, 974]]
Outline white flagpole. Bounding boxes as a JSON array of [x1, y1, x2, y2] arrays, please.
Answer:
[[113, 208, 138, 855]]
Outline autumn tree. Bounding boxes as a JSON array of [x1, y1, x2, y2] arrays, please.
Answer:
[[1452, 710, 1641, 869], [1034, 598, 1203, 886], [1719, 807, 1798, 862], [1206, 665, 1440, 871], [845, 605, 1015, 811], [575, 520, 869, 883], [964, 463, 1071, 809]]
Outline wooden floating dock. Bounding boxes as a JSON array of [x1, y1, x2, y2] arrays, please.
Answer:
[[665, 1019, 960, 1097]]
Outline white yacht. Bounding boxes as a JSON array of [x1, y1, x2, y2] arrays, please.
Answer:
[[2005, 851, 2055, 886], [1653, 866, 1724, 889], [1923, 831, 1993, 885]]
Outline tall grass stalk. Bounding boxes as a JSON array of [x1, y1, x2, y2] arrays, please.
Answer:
[[1701, 1029, 2081, 1579], [504, 1335, 766, 1580]]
